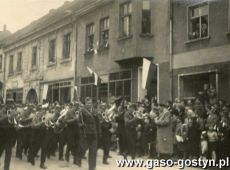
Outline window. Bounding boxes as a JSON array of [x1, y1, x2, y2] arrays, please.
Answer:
[[100, 17, 110, 48], [80, 76, 97, 102], [6, 88, 23, 104], [0, 55, 2, 71], [9, 55, 14, 75], [120, 2, 132, 37], [16, 52, 22, 72], [188, 2, 209, 40], [228, 0, 230, 32], [49, 39, 56, 63], [109, 70, 131, 101], [180, 72, 216, 99], [142, 0, 151, 34], [32, 46, 37, 68], [63, 33, 71, 59], [86, 23, 94, 53], [46, 81, 72, 104]]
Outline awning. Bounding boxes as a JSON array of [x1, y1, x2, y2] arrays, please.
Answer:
[[115, 56, 153, 65]]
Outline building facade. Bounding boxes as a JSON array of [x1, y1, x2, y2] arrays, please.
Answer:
[[172, 0, 230, 101], [2, 1, 80, 104], [75, 0, 171, 103], [1, 0, 172, 104]]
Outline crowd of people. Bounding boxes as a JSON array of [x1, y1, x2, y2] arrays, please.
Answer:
[[0, 84, 230, 170]]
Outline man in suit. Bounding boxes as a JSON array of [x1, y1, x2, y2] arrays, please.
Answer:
[[124, 103, 138, 159], [154, 104, 174, 159], [76, 97, 101, 170]]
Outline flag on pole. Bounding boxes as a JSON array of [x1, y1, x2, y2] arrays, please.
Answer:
[[87, 66, 93, 74], [142, 58, 157, 89], [42, 84, 49, 100], [87, 66, 101, 86], [74, 86, 78, 93]]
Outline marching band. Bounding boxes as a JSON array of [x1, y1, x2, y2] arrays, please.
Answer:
[[0, 97, 124, 170]]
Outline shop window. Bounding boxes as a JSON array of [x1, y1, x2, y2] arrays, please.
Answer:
[[80, 76, 97, 102], [46, 81, 72, 104], [109, 70, 131, 101], [188, 2, 209, 40], [181, 72, 216, 99], [6, 89, 23, 104], [120, 2, 132, 37]]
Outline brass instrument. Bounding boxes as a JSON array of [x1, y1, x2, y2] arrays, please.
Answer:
[[7, 109, 18, 127], [100, 103, 120, 123], [42, 111, 55, 128], [54, 107, 79, 133], [133, 110, 144, 119]]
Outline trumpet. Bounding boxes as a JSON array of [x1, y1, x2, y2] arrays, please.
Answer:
[[133, 110, 144, 119]]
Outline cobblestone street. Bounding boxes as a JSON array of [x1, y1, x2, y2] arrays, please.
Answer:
[[0, 149, 203, 170]]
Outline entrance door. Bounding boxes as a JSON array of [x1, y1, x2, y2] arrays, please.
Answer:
[[26, 89, 38, 104]]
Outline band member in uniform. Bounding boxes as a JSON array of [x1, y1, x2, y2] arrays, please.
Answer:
[[0, 104, 17, 170], [28, 104, 49, 169], [63, 102, 80, 164], [16, 105, 33, 160], [76, 97, 101, 170], [101, 104, 112, 165]]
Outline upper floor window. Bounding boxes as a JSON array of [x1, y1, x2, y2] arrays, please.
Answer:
[[120, 2, 132, 37], [32, 46, 37, 68], [100, 17, 110, 48], [16, 52, 22, 72], [86, 23, 94, 53], [142, 0, 151, 34], [9, 55, 14, 75], [49, 39, 56, 63], [188, 2, 209, 40], [63, 33, 71, 59], [0, 55, 2, 71]]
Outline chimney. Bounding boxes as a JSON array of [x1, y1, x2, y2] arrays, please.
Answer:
[[3, 25, 7, 32]]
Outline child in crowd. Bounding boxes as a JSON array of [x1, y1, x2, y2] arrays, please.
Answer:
[[207, 125, 218, 160]]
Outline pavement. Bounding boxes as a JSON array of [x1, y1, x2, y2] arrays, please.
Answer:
[[0, 149, 207, 170]]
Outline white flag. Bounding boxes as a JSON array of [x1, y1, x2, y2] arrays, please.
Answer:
[[142, 58, 151, 89], [87, 66, 93, 75], [42, 84, 49, 100], [74, 86, 78, 92]]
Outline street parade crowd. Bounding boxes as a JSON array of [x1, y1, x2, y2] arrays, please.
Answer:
[[0, 84, 230, 170]]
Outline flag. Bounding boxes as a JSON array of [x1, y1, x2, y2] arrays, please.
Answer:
[[87, 66, 101, 86], [74, 86, 78, 93], [142, 58, 157, 89], [87, 66, 93, 74], [42, 84, 49, 100]]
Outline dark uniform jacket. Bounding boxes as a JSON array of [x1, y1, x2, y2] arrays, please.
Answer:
[[80, 108, 101, 136]]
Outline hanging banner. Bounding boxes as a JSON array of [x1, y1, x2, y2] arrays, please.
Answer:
[[42, 84, 48, 100]]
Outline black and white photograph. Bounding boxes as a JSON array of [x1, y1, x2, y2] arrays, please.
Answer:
[[0, 0, 230, 170]]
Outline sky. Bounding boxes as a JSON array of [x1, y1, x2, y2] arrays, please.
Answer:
[[0, 0, 73, 33]]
